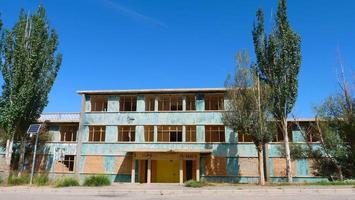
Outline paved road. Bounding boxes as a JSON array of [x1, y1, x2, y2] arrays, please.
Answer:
[[0, 184, 354, 200]]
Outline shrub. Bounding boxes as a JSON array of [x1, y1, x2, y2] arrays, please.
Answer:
[[83, 175, 111, 187], [311, 180, 355, 186], [184, 179, 209, 188], [0, 176, 3, 184], [33, 174, 49, 186], [55, 177, 80, 187], [8, 174, 29, 185]]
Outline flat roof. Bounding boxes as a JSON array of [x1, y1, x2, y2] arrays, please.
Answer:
[[77, 88, 227, 95]]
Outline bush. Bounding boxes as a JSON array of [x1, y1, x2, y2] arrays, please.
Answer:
[[83, 175, 111, 187], [311, 180, 355, 186], [33, 174, 49, 186], [55, 177, 80, 187], [0, 176, 3, 184], [184, 179, 209, 188], [8, 174, 29, 185]]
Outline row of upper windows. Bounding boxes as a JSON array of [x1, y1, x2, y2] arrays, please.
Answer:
[[58, 125, 321, 143], [88, 125, 225, 143], [89, 94, 225, 112]]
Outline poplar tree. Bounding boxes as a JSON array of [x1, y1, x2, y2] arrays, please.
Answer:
[[0, 6, 62, 174], [223, 50, 275, 185], [252, 0, 301, 182]]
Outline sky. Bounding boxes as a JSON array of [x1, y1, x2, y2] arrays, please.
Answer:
[[0, 0, 354, 117]]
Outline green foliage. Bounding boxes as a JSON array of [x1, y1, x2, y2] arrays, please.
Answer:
[[0, 176, 3, 184], [252, 0, 301, 119], [8, 174, 29, 185], [55, 177, 80, 187], [83, 175, 111, 187], [184, 179, 209, 188], [0, 5, 62, 143], [33, 173, 49, 186], [223, 50, 275, 147]]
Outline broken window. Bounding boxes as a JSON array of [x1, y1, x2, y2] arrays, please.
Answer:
[[158, 95, 183, 111], [88, 126, 106, 142], [185, 125, 196, 142], [60, 125, 78, 142], [145, 96, 155, 111], [60, 155, 75, 172], [186, 95, 196, 111], [272, 126, 293, 142], [157, 125, 182, 142], [120, 96, 137, 111], [118, 126, 136, 142], [144, 125, 154, 142], [90, 95, 108, 112], [205, 125, 225, 142], [205, 94, 224, 110]]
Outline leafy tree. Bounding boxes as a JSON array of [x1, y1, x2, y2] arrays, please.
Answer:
[[0, 6, 62, 175], [223, 50, 275, 185], [252, 0, 301, 182]]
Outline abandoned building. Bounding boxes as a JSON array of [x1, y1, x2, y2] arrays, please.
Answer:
[[1, 88, 328, 183]]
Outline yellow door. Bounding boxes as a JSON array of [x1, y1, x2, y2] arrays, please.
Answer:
[[156, 160, 179, 183]]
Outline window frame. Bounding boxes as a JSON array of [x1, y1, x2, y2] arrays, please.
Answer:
[[144, 125, 154, 142], [205, 125, 225, 143], [120, 96, 137, 112], [157, 125, 183, 142], [185, 125, 196, 142], [90, 95, 108, 112], [117, 125, 136, 142], [59, 125, 78, 142], [88, 126, 106, 142], [158, 95, 183, 111], [204, 94, 224, 111]]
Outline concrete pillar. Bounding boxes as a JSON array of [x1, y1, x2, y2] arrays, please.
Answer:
[[179, 159, 184, 185], [154, 96, 159, 111], [147, 159, 151, 184], [196, 156, 200, 181], [182, 126, 186, 142], [131, 158, 135, 183], [153, 126, 158, 142], [182, 96, 186, 111]]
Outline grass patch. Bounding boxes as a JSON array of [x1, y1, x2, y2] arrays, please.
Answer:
[[8, 174, 29, 185], [306, 180, 355, 186], [184, 179, 209, 188], [55, 177, 80, 187], [33, 174, 49, 186], [83, 175, 111, 187]]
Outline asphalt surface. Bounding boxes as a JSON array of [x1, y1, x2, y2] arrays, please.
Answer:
[[0, 184, 354, 200]]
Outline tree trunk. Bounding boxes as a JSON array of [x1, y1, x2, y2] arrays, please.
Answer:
[[4, 138, 13, 182], [282, 118, 293, 182], [17, 137, 26, 176], [336, 165, 344, 181], [257, 144, 265, 185]]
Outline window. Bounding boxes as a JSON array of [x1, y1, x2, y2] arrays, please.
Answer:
[[158, 95, 183, 111], [88, 126, 106, 142], [118, 126, 135, 142], [205, 125, 225, 142], [158, 125, 182, 142], [144, 126, 154, 142], [238, 133, 253, 142], [120, 96, 137, 111], [272, 126, 293, 142], [145, 96, 155, 111], [60, 155, 75, 172], [186, 95, 196, 111], [90, 95, 108, 111], [185, 125, 196, 142], [60, 125, 78, 142], [205, 94, 224, 110]]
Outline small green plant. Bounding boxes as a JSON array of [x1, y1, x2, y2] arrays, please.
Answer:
[[83, 175, 111, 187], [33, 174, 49, 186], [8, 174, 29, 185], [0, 176, 3, 184], [308, 180, 355, 186], [55, 177, 80, 187], [184, 179, 209, 188]]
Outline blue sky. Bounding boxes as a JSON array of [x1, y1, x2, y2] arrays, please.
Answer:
[[1, 0, 354, 117]]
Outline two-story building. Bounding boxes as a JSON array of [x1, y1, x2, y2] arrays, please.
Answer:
[[30, 88, 327, 184]]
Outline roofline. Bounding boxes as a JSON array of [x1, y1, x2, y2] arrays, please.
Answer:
[[77, 88, 227, 95]]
